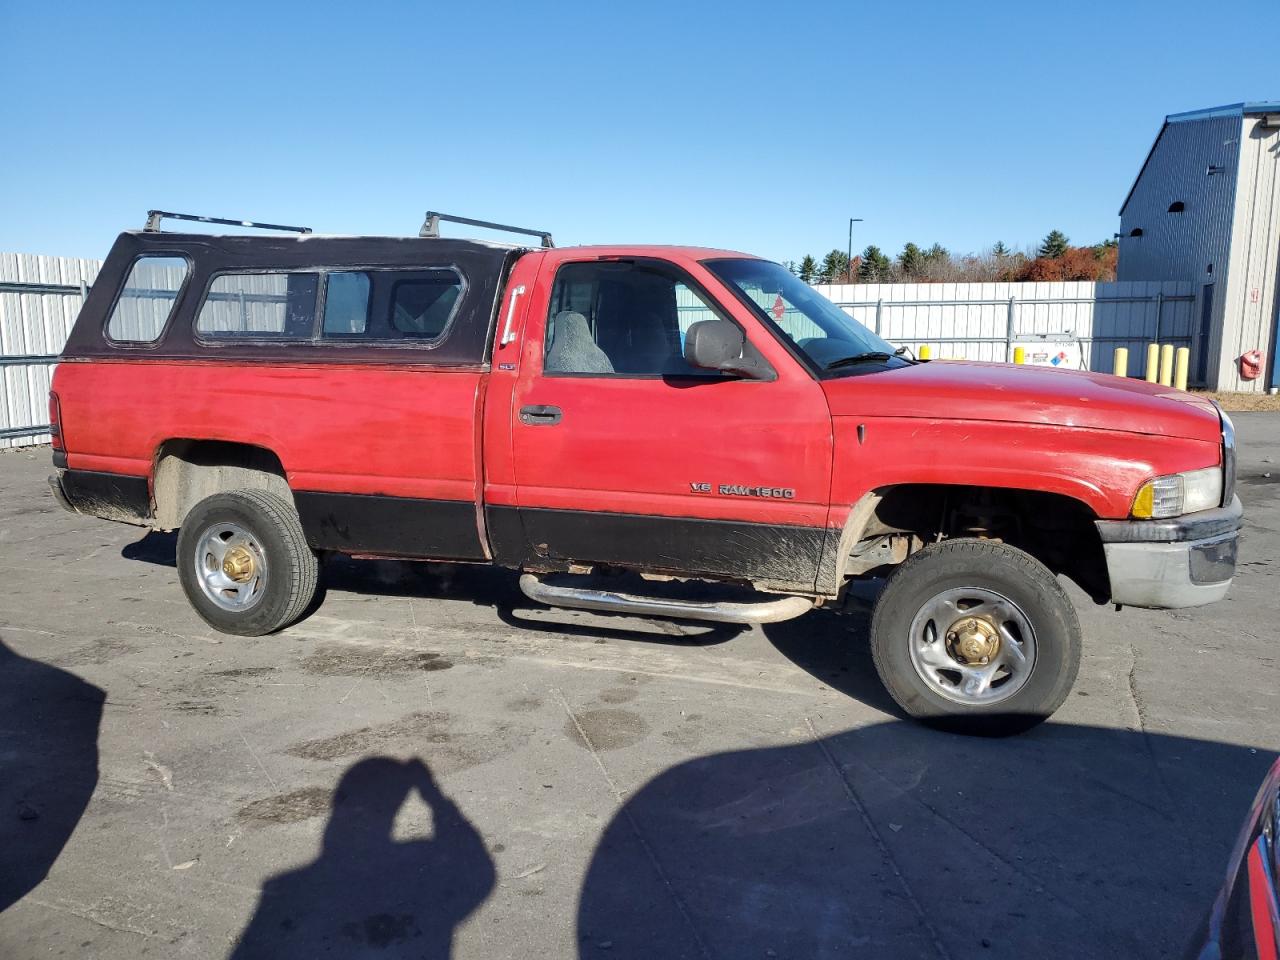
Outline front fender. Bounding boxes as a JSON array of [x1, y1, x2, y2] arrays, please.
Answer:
[[827, 417, 1222, 522]]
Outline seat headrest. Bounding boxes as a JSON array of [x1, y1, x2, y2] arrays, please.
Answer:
[[554, 311, 591, 339]]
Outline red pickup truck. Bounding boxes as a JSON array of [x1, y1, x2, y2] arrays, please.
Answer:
[[48, 212, 1242, 731]]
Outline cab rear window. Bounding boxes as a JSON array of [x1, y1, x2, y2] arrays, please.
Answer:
[[389, 274, 461, 339], [106, 256, 189, 343]]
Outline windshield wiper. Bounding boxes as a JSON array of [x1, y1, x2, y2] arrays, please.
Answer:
[[825, 346, 910, 371]]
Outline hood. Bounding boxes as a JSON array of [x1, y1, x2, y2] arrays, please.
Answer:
[[821, 360, 1222, 443]]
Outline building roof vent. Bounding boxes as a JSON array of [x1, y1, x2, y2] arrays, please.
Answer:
[[1168, 201, 1185, 213]]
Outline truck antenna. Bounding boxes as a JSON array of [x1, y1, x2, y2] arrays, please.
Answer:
[[419, 211, 553, 248]]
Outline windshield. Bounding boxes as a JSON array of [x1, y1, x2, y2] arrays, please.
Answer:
[[702, 258, 909, 373]]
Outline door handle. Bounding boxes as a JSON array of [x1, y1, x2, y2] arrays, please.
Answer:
[[519, 404, 562, 425]]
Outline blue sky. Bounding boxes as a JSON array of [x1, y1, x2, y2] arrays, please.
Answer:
[[2, 0, 1276, 264]]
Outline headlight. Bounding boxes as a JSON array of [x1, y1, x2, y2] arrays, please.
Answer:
[[1131, 467, 1223, 519]]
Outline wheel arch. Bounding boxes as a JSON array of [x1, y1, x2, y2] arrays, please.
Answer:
[[827, 482, 1110, 603], [152, 438, 294, 530]]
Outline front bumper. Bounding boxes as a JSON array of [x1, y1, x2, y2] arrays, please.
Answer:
[[1095, 495, 1242, 608]]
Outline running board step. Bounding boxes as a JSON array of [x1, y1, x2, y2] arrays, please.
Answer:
[[518, 573, 814, 625]]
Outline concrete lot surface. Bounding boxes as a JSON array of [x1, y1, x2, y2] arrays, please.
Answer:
[[1, 416, 1278, 959]]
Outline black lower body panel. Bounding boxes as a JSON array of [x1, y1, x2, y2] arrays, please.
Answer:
[[51, 470, 152, 524], [294, 491, 487, 561], [488, 505, 825, 591]]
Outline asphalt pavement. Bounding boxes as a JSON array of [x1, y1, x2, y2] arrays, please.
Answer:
[[1, 415, 1277, 959]]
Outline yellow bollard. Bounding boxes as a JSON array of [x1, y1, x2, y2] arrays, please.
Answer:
[[1113, 347, 1129, 378], [1174, 346, 1190, 391], [1159, 343, 1174, 386], [918, 345, 931, 360], [1145, 343, 1160, 383], [1013, 347, 1026, 365]]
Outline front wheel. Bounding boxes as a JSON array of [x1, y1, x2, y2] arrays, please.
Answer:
[[177, 489, 320, 636], [869, 538, 1081, 734]]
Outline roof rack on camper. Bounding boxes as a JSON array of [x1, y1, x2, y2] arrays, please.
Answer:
[[419, 210, 553, 248], [143, 210, 313, 234]]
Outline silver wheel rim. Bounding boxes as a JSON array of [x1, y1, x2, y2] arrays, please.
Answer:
[[907, 586, 1036, 706], [193, 521, 268, 612]]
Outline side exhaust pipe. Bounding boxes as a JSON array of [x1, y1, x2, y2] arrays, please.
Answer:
[[518, 574, 814, 625]]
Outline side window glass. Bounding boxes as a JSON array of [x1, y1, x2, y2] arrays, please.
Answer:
[[322, 271, 371, 335], [106, 256, 188, 343], [388, 274, 461, 339], [675, 282, 720, 342], [544, 262, 722, 377], [197, 272, 319, 339]]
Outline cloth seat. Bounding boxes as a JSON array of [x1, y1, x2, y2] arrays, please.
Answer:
[[545, 311, 614, 374]]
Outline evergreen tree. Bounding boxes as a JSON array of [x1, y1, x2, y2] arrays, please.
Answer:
[[1038, 230, 1069, 259], [991, 241, 1010, 259], [857, 245, 892, 282], [923, 243, 950, 267], [819, 249, 851, 283], [897, 242, 923, 277], [798, 255, 818, 284]]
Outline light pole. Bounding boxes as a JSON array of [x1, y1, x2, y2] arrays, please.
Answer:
[[847, 217, 863, 282]]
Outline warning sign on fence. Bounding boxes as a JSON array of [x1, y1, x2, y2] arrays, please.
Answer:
[[1011, 335, 1083, 370]]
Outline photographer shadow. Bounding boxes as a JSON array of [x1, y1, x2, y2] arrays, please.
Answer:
[[230, 757, 494, 959]]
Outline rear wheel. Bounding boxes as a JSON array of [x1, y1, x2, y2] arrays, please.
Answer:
[[177, 489, 319, 636], [869, 538, 1081, 734]]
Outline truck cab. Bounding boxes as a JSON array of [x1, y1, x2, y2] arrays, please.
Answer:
[[48, 212, 1243, 732]]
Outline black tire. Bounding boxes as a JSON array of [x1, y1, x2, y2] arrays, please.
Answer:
[[869, 538, 1081, 735], [176, 489, 320, 636]]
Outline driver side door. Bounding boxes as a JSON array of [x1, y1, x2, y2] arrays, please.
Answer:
[[507, 255, 834, 591]]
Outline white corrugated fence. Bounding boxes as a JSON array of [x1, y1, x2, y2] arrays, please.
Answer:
[[0, 253, 1201, 449], [0, 253, 101, 449], [814, 280, 1198, 369]]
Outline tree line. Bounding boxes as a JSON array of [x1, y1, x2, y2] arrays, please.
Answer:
[[789, 230, 1119, 284]]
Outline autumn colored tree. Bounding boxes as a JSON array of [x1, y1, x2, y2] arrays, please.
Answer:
[[1019, 244, 1117, 281], [996, 251, 1029, 281], [1090, 243, 1118, 279]]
